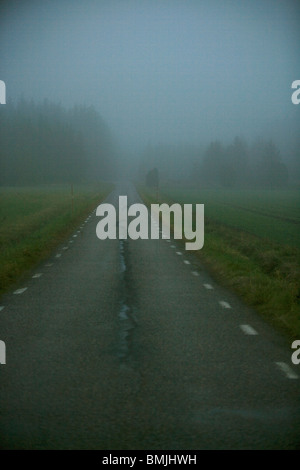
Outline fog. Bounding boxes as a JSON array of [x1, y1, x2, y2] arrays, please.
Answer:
[[0, 0, 299, 183]]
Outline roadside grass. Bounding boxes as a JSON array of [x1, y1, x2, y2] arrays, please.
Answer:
[[0, 183, 113, 296], [137, 184, 300, 340]]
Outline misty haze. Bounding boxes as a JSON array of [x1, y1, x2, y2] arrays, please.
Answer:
[[0, 0, 299, 450]]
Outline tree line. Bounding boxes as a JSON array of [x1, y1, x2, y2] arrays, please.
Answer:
[[140, 137, 290, 189], [0, 99, 115, 185]]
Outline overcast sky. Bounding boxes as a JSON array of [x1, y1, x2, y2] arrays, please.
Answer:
[[1, 0, 299, 154]]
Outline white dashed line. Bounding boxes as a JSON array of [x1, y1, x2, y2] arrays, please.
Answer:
[[45, 263, 53, 267], [63, 247, 69, 250], [240, 324, 258, 335], [166, 240, 171, 243], [176, 251, 182, 255], [275, 362, 298, 379], [69, 241, 73, 243], [203, 283, 214, 290], [14, 288, 27, 295], [55, 254, 61, 258], [219, 301, 231, 309], [0, 306, 4, 312], [32, 273, 43, 279], [73, 235, 77, 238], [184, 260, 190, 265], [192, 271, 199, 276], [170, 245, 176, 248]]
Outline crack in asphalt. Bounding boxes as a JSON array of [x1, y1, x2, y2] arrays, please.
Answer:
[[117, 239, 138, 365]]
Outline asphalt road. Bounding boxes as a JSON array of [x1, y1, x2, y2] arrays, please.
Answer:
[[0, 182, 299, 449]]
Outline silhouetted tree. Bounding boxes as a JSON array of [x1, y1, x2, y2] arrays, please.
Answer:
[[201, 141, 225, 186], [251, 139, 289, 188], [225, 136, 249, 187]]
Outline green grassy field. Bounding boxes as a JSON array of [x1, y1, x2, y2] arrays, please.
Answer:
[[0, 183, 113, 296], [157, 187, 300, 248], [137, 184, 300, 340]]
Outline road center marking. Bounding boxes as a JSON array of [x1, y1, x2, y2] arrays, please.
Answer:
[[219, 300, 231, 309], [184, 260, 190, 265], [275, 362, 298, 379], [176, 251, 182, 255], [192, 271, 199, 276], [203, 283, 213, 290], [32, 273, 43, 278], [0, 306, 4, 311], [14, 288, 27, 295], [45, 263, 53, 267], [240, 324, 258, 335], [55, 254, 61, 258]]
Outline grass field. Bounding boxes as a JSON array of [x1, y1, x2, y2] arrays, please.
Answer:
[[0, 183, 113, 296], [137, 183, 300, 339], [157, 187, 300, 248]]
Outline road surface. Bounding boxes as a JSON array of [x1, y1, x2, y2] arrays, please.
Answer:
[[0, 182, 299, 449]]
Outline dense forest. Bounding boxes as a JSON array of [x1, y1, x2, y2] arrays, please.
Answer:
[[140, 136, 292, 189], [0, 99, 115, 185]]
